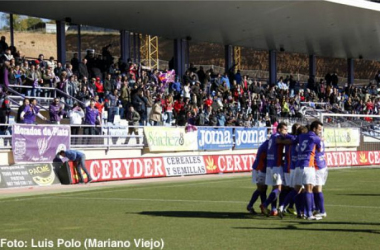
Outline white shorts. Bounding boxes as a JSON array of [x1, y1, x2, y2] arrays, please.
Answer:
[[292, 167, 304, 187], [315, 168, 328, 186], [252, 170, 266, 185], [302, 167, 316, 185], [289, 169, 295, 188], [283, 172, 291, 187], [265, 166, 284, 186]]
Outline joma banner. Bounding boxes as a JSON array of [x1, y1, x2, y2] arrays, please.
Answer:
[[12, 124, 70, 163], [234, 127, 267, 149], [197, 127, 233, 150]]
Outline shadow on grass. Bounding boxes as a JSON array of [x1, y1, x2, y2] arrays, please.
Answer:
[[337, 194, 380, 197], [137, 211, 270, 220], [296, 221, 380, 226], [233, 225, 380, 234]]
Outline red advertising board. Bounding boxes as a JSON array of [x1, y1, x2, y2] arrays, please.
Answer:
[[86, 157, 165, 182], [203, 154, 256, 174], [326, 151, 380, 167]]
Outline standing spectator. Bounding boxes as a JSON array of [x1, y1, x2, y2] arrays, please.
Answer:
[[71, 53, 80, 73], [25, 64, 42, 97], [132, 88, 147, 125], [38, 54, 47, 69], [105, 89, 119, 123], [103, 73, 114, 95], [83, 100, 100, 145], [173, 96, 185, 118], [1, 48, 13, 63], [221, 72, 231, 90], [94, 77, 104, 101], [331, 72, 339, 88], [125, 106, 140, 145], [65, 63, 74, 78], [78, 58, 89, 80], [0, 36, 8, 54], [149, 98, 162, 126], [49, 98, 66, 124], [163, 94, 174, 125], [120, 82, 131, 111], [68, 103, 84, 145], [46, 56, 56, 70], [54, 62, 64, 76], [145, 89, 153, 121], [76, 85, 92, 108], [16, 98, 29, 123], [42, 66, 56, 98], [20, 98, 47, 124], [0, 93, 11, 143], [0, 60, 10, 88]]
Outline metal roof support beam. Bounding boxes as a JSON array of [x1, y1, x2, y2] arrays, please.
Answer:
[[137, 34, 141, 64], [269, 50, 277, 85], [77, 24, 81, 61], [133, 33, 138, 63], [347, 58, 354, 85], [120, 30, 131, 63], [56, 20, 66, 64], [9, 14, 14, 47], [225, 45, 233, 74], [174, 39, 186, 77], [309, 54, 316, 79]]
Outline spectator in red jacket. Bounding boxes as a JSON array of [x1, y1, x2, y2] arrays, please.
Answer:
[[204, 94, 213, 108], [174, 96, 185, 116], [95, 77, 104, 101]]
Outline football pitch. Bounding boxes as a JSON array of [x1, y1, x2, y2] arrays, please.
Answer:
[[1, 168, 380, 250]]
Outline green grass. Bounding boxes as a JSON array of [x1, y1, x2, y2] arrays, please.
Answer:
[[1, 168, 380, 250]]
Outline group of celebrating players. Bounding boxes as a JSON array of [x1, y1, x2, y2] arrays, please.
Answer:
[[247, 120, 327, 220]]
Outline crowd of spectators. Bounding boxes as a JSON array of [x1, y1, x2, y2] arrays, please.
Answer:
[[1, 35, 380, 140]]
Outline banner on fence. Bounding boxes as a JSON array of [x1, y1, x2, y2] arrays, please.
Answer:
[[12, 124, 70, 163], [324, 128, 360, 147], [82, 157, 166, 182], [163, 156, 206, 176], [326, 150, 380, 167], [204, 154, 256, 174], [144, 126, 197, 152], [0, 163, 60, 188], [234, 127, 267, 149], [197, 127, 233, 150]]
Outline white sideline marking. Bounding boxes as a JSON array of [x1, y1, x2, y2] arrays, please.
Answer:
[[0, 178, 244, 203], [62, 178, 244, 196], [39, 196, 380, 210]]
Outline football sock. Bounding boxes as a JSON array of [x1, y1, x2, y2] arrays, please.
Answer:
[[316, 192, 325, 213], [248, 190, 261, 208], [305, 192, 314, 218], [264, 189, 280, 208]]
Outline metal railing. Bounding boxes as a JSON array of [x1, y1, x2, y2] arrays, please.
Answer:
[[0, 123, 145, 150], [6, 85, 85, 110]]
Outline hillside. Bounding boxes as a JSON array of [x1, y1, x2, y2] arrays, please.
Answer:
[[1, 31, 378, 80]]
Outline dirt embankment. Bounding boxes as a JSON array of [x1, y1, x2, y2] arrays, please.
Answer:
[[1, 31, 379, 79]]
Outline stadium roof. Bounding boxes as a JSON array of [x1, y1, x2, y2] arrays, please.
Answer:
[[2, 0, 380, 60]]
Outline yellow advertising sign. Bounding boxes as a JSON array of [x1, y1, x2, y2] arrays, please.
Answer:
[[144, 127, 198, 152], [324, 128, 360, 147]]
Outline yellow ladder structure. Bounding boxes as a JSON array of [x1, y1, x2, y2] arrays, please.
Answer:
[[140, 34, 159, 69]]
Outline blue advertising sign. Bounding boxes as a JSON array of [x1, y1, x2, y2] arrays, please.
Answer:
[[198, 127, 234, 150], [234, 127, 267, 149]]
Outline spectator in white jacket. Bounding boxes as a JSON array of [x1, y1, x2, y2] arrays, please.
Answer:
[[69, 103, 84, 145]]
